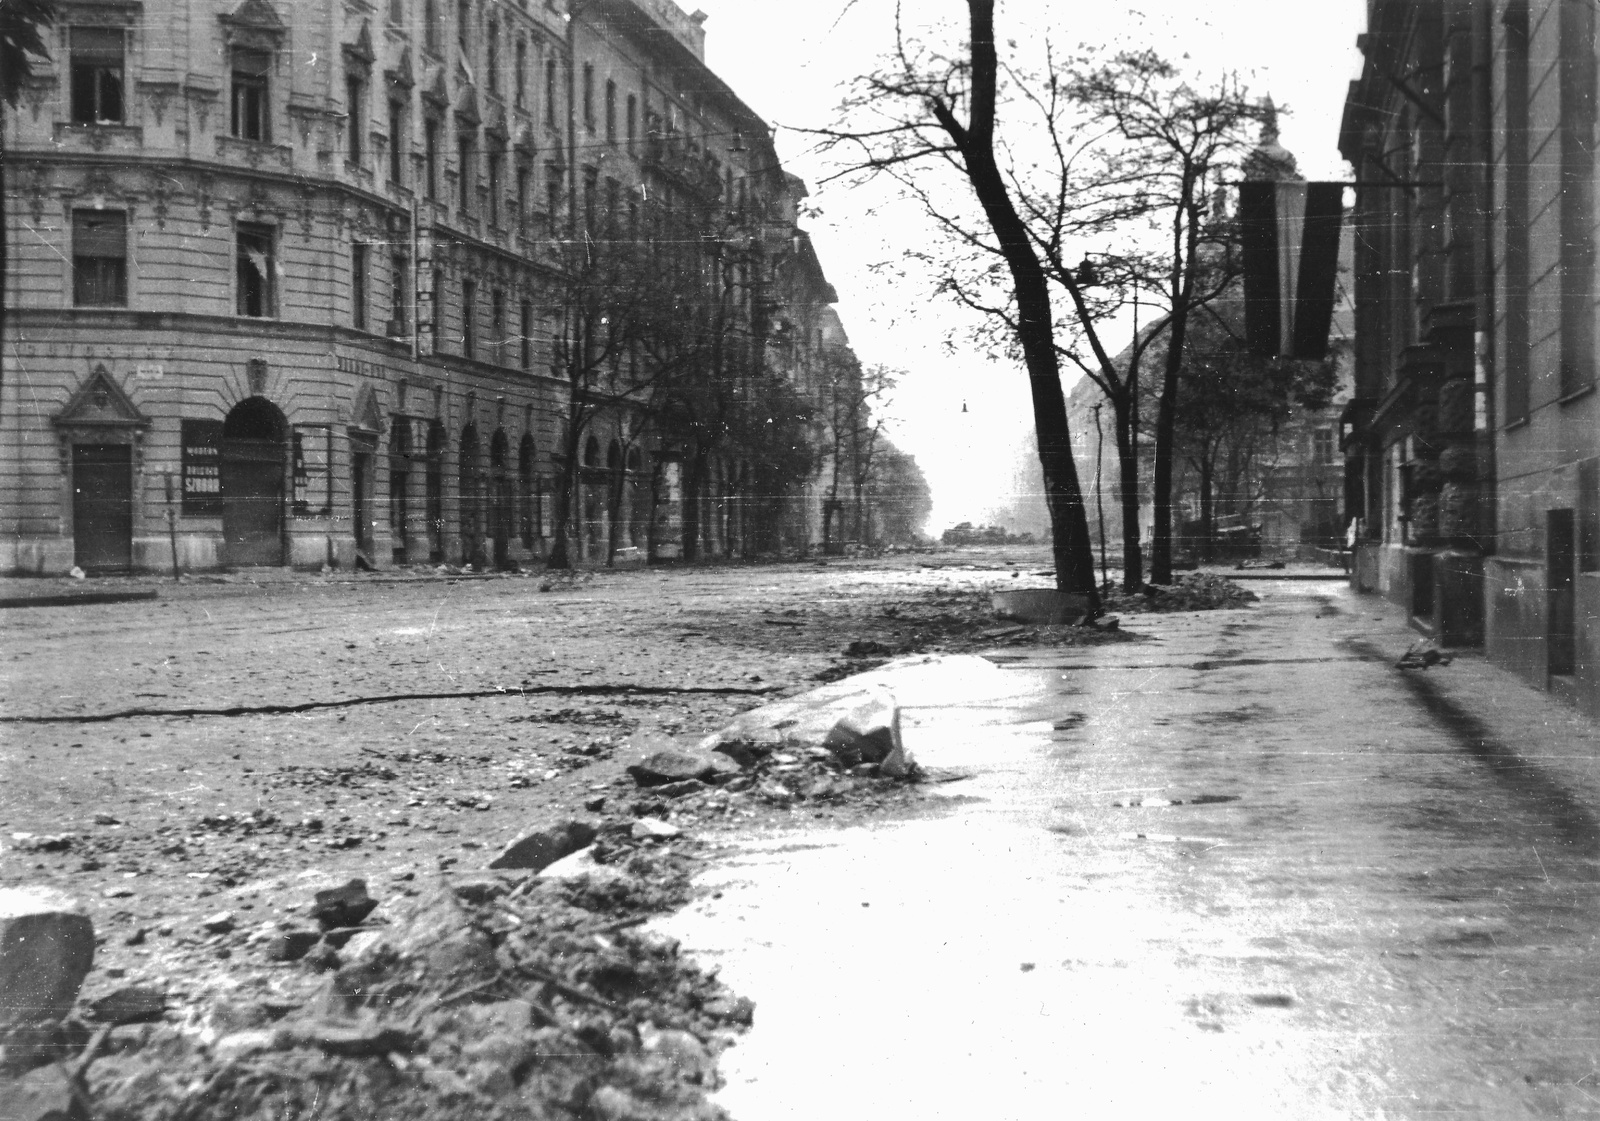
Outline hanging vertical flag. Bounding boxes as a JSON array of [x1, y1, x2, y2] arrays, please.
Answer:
[[1239, 180, 1344, 359]]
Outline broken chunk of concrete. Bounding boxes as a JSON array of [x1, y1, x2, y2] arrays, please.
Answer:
[[626, 749, 738, 788], [309, 879, 378, 929], [0, 887, 95, 1033], [991, 588, 1091, 624], [487, 821, 597, 872], [821, 692, 902, 766]]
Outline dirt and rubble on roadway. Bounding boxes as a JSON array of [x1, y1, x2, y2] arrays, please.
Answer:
[[0, 547, 1264, 1120]]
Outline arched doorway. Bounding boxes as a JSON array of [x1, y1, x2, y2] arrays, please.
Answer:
[[222, 397, 287, 566], [459, 424, 482, 565], [489, 429, 511, 569]]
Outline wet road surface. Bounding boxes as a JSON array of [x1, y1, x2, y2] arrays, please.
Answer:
[[660, 581, 1600, 1120]]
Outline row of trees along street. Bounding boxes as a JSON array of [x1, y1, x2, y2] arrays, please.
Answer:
[[533, 177, 927, 568], [815, 0, 1335, 597]]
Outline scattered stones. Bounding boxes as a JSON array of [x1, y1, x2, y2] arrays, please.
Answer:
[[0, 887, 96, 1033], [630, 818, 682, 841], [85, 985, 166, 1026], [487, 821, 598, 872], [309, 879, 378, 929]]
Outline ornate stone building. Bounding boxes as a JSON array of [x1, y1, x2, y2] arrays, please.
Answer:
[[1, 0, 848, 573], [1342, 0, 1600, 715]]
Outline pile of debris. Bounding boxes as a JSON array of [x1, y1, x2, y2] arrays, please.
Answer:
[[1105, 573, 1259, 614], [4, 849, 748, 1121]]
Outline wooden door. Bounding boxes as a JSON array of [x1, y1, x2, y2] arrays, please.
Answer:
[[72, 444, 132, 572]]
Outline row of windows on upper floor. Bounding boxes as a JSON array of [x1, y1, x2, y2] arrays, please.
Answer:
[[61, 27, 755, 226], [65, 209, 761, 381], [60, 19, 746, 171]]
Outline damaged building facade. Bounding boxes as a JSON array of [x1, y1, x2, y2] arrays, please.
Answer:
[[2, 0, 858, 574], [1341, 0, 1600, 715]]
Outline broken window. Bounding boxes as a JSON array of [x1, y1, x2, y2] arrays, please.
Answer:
[[292, 426, 333, 516], [236, 223, 275, 317]]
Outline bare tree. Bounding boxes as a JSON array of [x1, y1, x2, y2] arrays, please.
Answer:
[[812, 0, 1100, 609], [815, 7, 1264, 592], [1057, 52, 1265, 584]]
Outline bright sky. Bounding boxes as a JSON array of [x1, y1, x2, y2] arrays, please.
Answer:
[[691, 1, 1366, 533]]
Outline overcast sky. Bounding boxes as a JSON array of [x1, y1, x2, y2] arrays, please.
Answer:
[[689, 1, 1366, 532]]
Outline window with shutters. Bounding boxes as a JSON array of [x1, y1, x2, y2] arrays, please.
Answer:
[[70, 28, 124, 124], [72, 210, 127, 307]]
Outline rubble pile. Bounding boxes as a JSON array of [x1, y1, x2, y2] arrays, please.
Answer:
[[1105, 573, 1259, 614], [10, 856, 747, 1121]]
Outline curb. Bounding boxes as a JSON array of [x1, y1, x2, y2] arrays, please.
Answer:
[[0, 589, 160, 610]]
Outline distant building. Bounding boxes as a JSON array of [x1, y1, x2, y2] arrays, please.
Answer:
[[1, 0, 858, 573], [1342, 0, 1600, 716]]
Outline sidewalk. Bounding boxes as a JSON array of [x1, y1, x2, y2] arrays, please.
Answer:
[[656, 577, 1600, 1121]]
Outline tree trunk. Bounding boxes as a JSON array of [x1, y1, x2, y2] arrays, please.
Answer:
[[681, 446, 707, 563], [1113, 399, 1144, 592], [604, 464, 625, 567], [545, 414, 583, 570], [1197, 454, 1214, 560], [645, 456, 664, 563], [931, 0, 1100, 610], [1149, 198, 1201, 585]]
